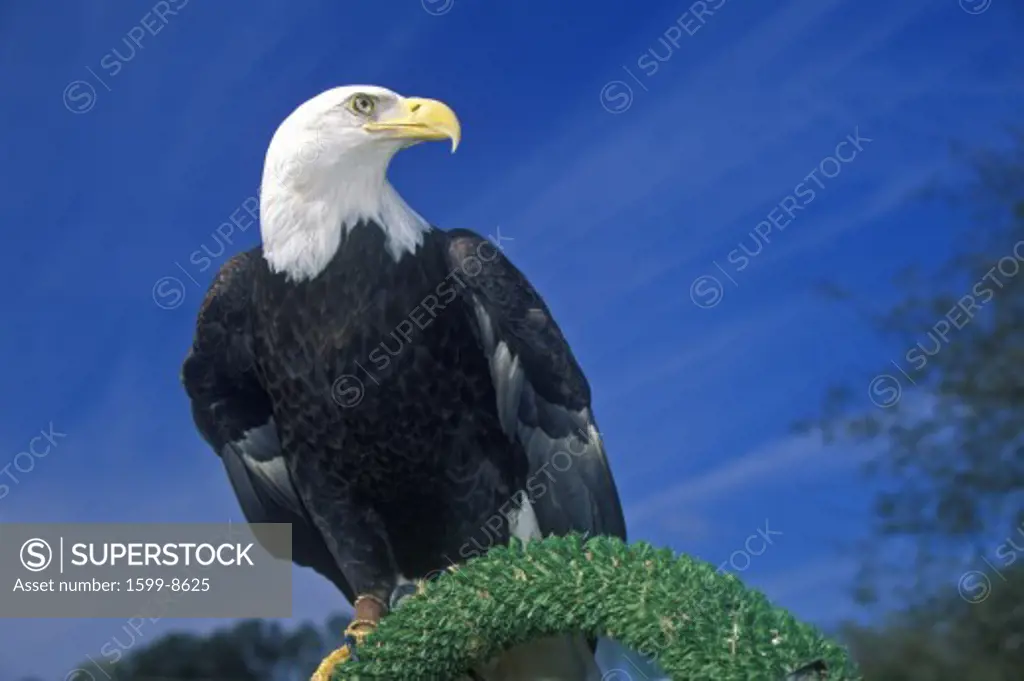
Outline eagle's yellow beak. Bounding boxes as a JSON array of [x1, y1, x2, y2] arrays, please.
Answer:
[[364, 97, 461, 153]]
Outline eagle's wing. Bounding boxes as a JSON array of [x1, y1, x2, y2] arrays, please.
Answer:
[[443, 229, 627, 541], [181, 249, 354, 601]]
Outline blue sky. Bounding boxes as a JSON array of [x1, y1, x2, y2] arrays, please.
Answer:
[[1, 0, 1021, 678]]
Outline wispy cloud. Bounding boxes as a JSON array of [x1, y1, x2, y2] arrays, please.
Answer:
[[601, 296, 803, 400], [777, 157, 951, 259], [626, 429, 874, 527], [504, 0, 934, 246]]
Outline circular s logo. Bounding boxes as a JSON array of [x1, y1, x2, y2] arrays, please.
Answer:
[[422, 0, 455, 16], [959, 0, 992, 14], [21, 538, 53, 571], [63, 80, 97, 114], [690, 275, 724, 309], [152, 276, 186, 310], [599, 81, 633, 114], [958, 570, 992, 603], [867, 374, 901, 409], [331, 374, 365, 408], [65, 669, 97, 681]]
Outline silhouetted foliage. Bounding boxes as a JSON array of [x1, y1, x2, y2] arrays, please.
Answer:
[[56, 615, 349, 681], [843, 562, 1024, 681], [806, 131, 1024, 678]]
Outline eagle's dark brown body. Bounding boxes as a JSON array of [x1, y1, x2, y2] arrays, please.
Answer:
[[252, 223, 525, 592], [183, 221, 625, 608]]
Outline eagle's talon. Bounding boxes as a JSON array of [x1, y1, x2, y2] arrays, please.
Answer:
[[310, 644, 354, 681], [344, 618, 378, 647]]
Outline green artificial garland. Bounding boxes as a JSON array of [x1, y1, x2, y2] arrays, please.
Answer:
[[328, 535, 861, 681]]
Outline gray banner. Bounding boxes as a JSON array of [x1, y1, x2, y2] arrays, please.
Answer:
[[0, 523, 292, 618]]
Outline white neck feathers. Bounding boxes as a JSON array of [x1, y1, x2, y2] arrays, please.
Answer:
[[259, 152, 430, 282]]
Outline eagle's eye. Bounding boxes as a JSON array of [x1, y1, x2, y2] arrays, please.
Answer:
[[348, 94, 376, 116]]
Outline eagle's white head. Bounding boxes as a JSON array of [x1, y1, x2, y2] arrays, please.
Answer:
[[259, 85, 461, 281]]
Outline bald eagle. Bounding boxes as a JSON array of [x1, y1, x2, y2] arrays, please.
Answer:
[[182, 86, 626, 680]]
